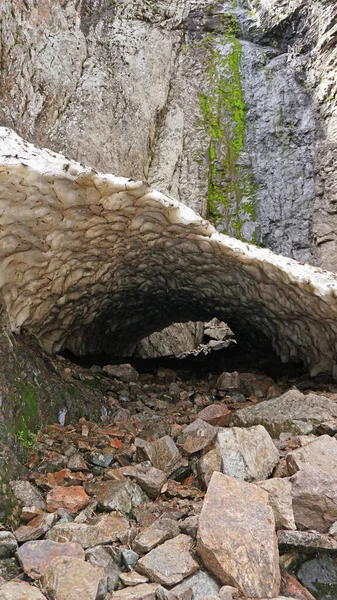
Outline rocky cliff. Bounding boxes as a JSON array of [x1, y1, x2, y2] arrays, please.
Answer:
[[1, 0, 336, 260]]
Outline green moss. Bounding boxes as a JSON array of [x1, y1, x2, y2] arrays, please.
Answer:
[[199, 24, 257, 241]]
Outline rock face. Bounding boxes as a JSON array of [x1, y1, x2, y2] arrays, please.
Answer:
[[3, 130, 337, 375], [196, 472, 280, 598]]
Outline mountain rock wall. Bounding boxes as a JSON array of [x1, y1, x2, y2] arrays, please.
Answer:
[[0, 0, 336, 355]]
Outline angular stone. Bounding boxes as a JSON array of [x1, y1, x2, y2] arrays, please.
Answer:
[[10, 480, 45, 509], [120, 571, 149, 586], [178, 419, 217, 455], [0, 532, 17, 559], [230, 390, 337, 436], [102, 363, 139, 382], [68, 453, 89, 472], [18, 540, 85, 578], [169, 570, 221, 600], [122, 549, 139, 569], [21, 506, 43, 523], [196, 404, 231, 427], [42, 556, 104, 600], [0, 581, 48, 599], [290, 466, 337, 532], [239, 373, 274, 398], [85, 479, 148, 514], [216, 426, 279, 481], [47, 512, 129, 548], [219, 586, 239, 600], [180, 516, 199, 539], [111, 583, 162, 599], [86, 545, 121, 593], [281, 572, 316, 600], [136, 534, 198, 586], [286, 434, 337, 476], [278, 530, 337, 552], [297, 556, 337, 599], [123, 464, 167, 498], [256, 478, 296, 530], [133, 518, 180, 555], [14, 512, 56, 542], [217, 372, 240, 392], [197, 449, 222, 489], [84, 451, 114, 468], [143, 436, 182, 475], [196, 472, 280, 598], [46, 486, 89, 512]]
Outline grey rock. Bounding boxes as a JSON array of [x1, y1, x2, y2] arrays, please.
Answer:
[[0, 532, 17, 559], [84, 451, 114, 468], [216, 425, 279, 481], [177, 419, 217, 454], [123, 464, 167, 498], [143, 436, 182, 476], [122, 549, 139, 570], [10, 480, 45, 509], [0, 581, 48, 599], [86, 545, 121, 592], [297, 556, 337, 600], [111, 583, 162, 599], [180, 516, 199, 539], [41, 556, 104, 600], [217, 372, 240, 392], [169, 570, 221, 600], [14, 512, 56, 543], [120, 571, 149, 586], [256, 478, 296, 530], [278, 530, 337, 552], [102, 363, 139, 383], [133, 519, 180, 555], [290, 467, 337, 532], [197, 448, 222, 489], [18, 539, 85, 579], [286, 434, 337, 476], [47, 512, 130, 548], [85, 479, 148, 514], [230, 390, 337, 436], [136, 534, 198, 586]]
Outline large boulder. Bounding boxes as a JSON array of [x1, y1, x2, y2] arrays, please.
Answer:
[[286, 434, 337, 476], [290, 467, 337, 532], [215, 426, 279, 481], [196, 472, 280, 598], [230, 390, 337, 436]]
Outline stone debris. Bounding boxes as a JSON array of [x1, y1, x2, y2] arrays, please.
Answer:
[[278, 529, 337, 551], [47, 513, 130, 547], [286, 434, 337, 476], [215, 425, 279, 481], [0, 581, 48, 599], [136, 534, 198, 586], [256, 478, 296, 530], [102, 364, 140, 383], [197, 472, 280, 598], [290, 466, 337, 532], [4, 362, 337, 599], [41, 556, 104, 599]]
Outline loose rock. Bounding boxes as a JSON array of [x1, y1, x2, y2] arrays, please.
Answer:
[[215, 426, 279, 481], [196, 472, 280, 598], [136, 534, 198, 586]]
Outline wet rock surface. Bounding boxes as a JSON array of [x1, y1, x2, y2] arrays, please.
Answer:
[[2, 359, 337, 598]]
